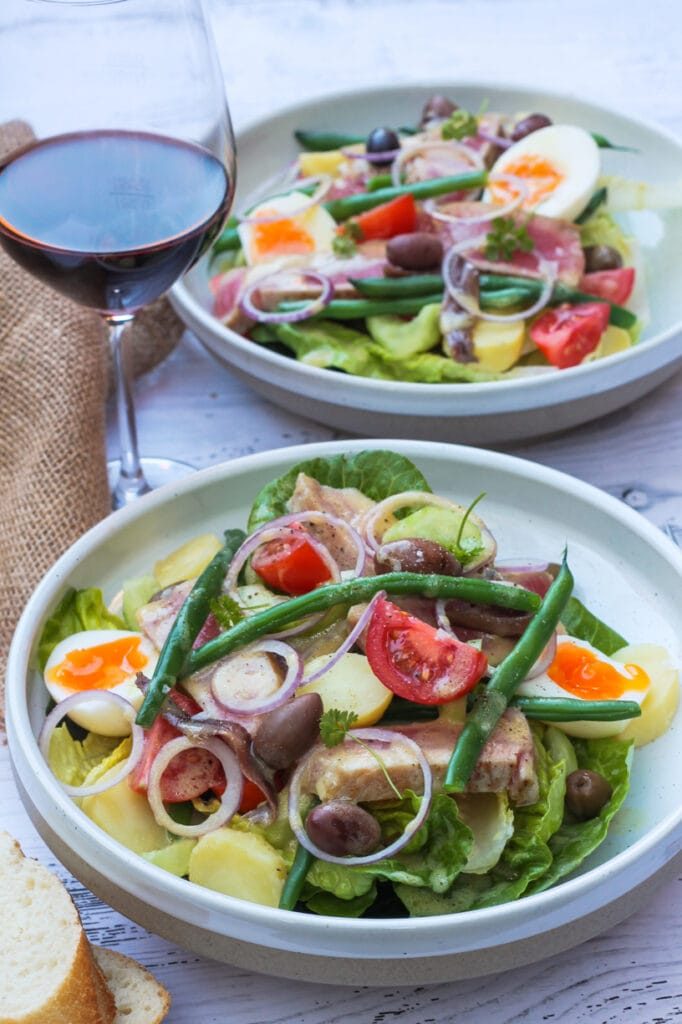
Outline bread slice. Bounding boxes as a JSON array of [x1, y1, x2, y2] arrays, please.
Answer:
[[93, 948, 171, 1024], [0, 831, 115, 1024]]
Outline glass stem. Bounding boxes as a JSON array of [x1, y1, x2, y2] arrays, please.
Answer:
[[106, 315, 150, 508]]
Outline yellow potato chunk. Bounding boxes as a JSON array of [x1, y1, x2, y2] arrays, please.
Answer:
[[613, 643, 680, 746], [81, 772, 168, 854], [189, 829, 287, 907], [472, 319, 526, 373], [299, 150, 346, 177], [298, 652, 393, 726], [154, 533, 222, 589], [583, 325, 632, 363]]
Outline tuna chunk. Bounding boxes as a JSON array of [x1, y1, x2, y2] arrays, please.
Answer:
[[136, 581, 193, 650], [301, 708, 538, 806], [287, 472, 375, 570]]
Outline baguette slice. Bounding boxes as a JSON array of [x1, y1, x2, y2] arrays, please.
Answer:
[[93, 948, 171, 1024], [0, 831, 115, 1024]]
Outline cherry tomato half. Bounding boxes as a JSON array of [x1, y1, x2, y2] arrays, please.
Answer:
[[252, 524, 333, 596], [352, 193, 417, 241], [579, 268, 635, 305], [529, 301, 610, 369], [365, 596, 488, 705]]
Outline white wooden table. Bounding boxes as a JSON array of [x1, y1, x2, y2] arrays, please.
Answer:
[[4, 0, 682, 1019]]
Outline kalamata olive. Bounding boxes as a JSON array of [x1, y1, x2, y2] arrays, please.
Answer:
[[252, 692, 323, 770], [366, 127, 400, 155], [565, 769, 613, 820], [509, 113, 553, 142], [386, 232, 443, 272], [375, 538, 462, 577], [421, 94, 458, 126], [443, 598, 532, 636], [583, 244, 623, 273], [306, 800, 382, 857]]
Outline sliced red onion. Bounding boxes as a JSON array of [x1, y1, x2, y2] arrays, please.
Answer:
[[288, 727, 433, 866], [476, 129, 513, 150], [210, 639, 303, 716], [435, 597, 454, 635], [494, 559, 550, 574], [341, 146, 402, 164], [39, 691, 144, 799], [256, 510, 367, 579], [239, 175, 333, 224], [391, 140, 484, 188], [525, 631, 558, 680], [239, 270, 334, 325], [147, 735, 242, 838], [302, 591, 385, 684], [424, 174, 528, 225], [442, 237, 557, 324]]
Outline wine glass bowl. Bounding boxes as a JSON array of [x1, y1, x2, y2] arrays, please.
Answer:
[[0, 0, 235, 507]]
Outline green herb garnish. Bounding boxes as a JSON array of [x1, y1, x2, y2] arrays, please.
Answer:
[[333, 220, 363, 258], [484, 216, 534, 262], [320, 708, 359, 747], [209, 594, 244, 630], [441, 109, 478, 141], [454, 491, 486, 563]]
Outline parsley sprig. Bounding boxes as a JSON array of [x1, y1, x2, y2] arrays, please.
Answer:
[[484, 216, 534, 262], [441, 108, 478, 141], [209, 594, 244, 630], [332, 219, 363, 258]]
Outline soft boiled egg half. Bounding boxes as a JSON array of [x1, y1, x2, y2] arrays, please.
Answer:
[[238, 191, 337, 266], [489, 124, 600, 222], [517, 635, 650, 738], [44, 630, 158, 736]]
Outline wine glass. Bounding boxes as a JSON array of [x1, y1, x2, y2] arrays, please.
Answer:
[[0, 0, 235, 508]]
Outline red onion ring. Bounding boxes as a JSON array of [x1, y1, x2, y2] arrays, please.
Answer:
[[391, 140, 484, 188], [255, 511, 367, 579], [435, 597, 454, 635], [147, 735, 242, 837], [210, 639, 303, 716], [288, 727, 433, 866], [442, 237, 557, 324], [494, 559, 550, 574], [476, 128, 513, 150], [524, 631, 558, 680], [39, 691, 144, 798], [225, 519, 343, 599], [424, 174, 529, 225], [239, 270, 334, 325], [239, 175, 333, 224], [302, 591, 385, 684], [341, 146, 402, 164]]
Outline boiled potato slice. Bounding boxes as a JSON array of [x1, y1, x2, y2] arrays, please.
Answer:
[[583, 325, 632, 363], [189, 829, 287, 907], [298, 652, 393, 726], [472, 319, 525, 373], [613, 643, 679, 746], [81, 770, 168, 854], [154, 533, 222, 589], [299, 150, 346, 177]]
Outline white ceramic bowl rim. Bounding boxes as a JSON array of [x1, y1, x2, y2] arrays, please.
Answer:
[[8, 439, 682, 942], [172, 80, 682, 397]]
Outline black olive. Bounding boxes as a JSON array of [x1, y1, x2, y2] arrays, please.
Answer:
[[509, 113, 553, 142], [421, 95, 458, 126], [306, 801, 381, 857], [565, 769, 613, 820], [583, 244, 623, 273], [366, 127, 400, 157]]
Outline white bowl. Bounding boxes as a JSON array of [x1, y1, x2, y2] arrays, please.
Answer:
[[171, 83, 682, 444], [7, 439, 682, 984]]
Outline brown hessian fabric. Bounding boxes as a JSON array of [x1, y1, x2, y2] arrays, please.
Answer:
[[0, 121, 184, 727]]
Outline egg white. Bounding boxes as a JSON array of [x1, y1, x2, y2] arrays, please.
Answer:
[[489, 124, 600, 222], [238, 191, 338, 266], [518, 635, 649, 738], [44, 629, 157, 737]]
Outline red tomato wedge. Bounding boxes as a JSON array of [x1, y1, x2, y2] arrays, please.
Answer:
[[580, 268, 635, 305], [239, 777, 267, 813], [252, 524, 333, 596], [365, 596, 488, 705], [530, 301, 610, 369], [352, 193, 417, 241]]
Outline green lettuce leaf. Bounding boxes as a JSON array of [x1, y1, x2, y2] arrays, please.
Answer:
[[304, 860, 375, 901], [305, 888, 377, 917], [248, 449, 431, 531], [38, 588, 126, 669], [578, 209, 633, 262], [48, 724, 124, 787], [456, 793, 514, 875], [561, 597, 627, 655], [526, 736, 633, 896], [143, 838, 197, 878]]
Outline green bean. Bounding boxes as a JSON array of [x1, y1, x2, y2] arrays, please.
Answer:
[[444, 554, 574, 792], [367, 173, 393, 191], [510, 697, 641, 721], [183, 572, 541, 676], [575, 187, 608, 225], [212, 226, 241, 254], [590, 132, 638, 154], [135, 529, 246, 728], [294, 130, 364, 151], [349, 275, 444, 299], [278, 293, 444, 320], [480, 287, 534, 310], [324, 171, 488, 222], [279, 842, 315, 910], [479, 273, 636, 329]]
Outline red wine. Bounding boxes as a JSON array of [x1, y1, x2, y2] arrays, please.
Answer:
[[0, 130, 231, 315]]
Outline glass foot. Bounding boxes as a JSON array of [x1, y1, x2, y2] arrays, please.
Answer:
[[107, 456, 196, 510]]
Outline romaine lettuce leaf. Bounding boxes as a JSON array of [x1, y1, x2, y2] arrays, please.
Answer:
[[38, 588, 126, 669], [305, 888, 377, 917], [48, 724, 123, 787], [248, 450, 431, 531], [456, 793, 514, 875], [561, 597, 627, 655], [526, 736, 633, 896]]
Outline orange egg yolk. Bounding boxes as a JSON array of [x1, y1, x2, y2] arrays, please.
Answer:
[[547, 643, 649, 700], [47, 636, 148, 691], [491, 155, 564, 208], [252, 215, 314, 259]]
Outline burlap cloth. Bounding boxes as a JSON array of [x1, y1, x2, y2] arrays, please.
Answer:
[[0, 121, 185, 729]]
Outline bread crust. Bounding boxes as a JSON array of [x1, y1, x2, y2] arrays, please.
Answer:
[[93, 947, 171, 1024]]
